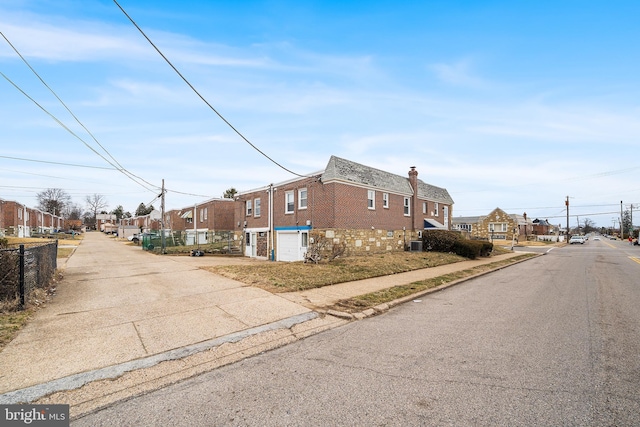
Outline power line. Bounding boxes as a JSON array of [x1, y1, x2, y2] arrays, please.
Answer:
[[113, 0, 306, 178], [0, 71, 160, 195], [0, 155, 115, 170], [0, 31, 161, 193]]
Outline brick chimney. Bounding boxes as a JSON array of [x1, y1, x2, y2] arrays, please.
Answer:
[[408, 166, 418, 191]]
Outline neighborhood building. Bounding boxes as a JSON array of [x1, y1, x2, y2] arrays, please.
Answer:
[[235, 155, 454, 261], [452, 208, 534, 242], [2, 156, 457, 262], [0, 198, 64, 237], [164, 198, 235, 245]]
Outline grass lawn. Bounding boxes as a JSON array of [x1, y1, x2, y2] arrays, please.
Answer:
[[4, 235, 81, 259], [207, 251, 481, 293], [0, 308, 32, 349], [330, 253, 537, 312]]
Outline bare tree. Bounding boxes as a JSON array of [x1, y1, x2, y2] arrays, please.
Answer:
[[582, 218, 596, 234], [64, 203, 84, 220], [36, 188, 71, 216], [85, 194, 108, 229]]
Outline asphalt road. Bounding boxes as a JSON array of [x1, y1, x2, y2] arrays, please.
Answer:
[[73, 239, 640, 426]]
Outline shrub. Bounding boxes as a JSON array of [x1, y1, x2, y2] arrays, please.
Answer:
[[480, 242, 494, 257], [422, 230, 462, 252], [451, 240, 478, 259]]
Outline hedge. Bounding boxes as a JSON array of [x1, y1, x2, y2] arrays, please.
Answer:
[[422, 230, 493, 259]]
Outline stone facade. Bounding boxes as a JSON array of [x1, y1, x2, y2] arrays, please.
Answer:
[[310, 227, 420, 256], [476, 208, 519, 242]]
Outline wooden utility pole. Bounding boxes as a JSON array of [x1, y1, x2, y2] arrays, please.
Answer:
[[161, 179, 166, 253], [566, 196, 570, 238]]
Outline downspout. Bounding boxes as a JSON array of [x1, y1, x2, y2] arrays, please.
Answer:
[[194, 204, 198, 248], [269, 184, 274, 261]]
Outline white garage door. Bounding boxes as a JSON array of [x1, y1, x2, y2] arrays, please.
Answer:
[[277, 232, 300, 262]]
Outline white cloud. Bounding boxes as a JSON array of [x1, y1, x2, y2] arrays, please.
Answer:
[[428, 58, 488, 89]]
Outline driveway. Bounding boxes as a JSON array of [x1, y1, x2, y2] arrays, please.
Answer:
[[0, 232, 313, 396]]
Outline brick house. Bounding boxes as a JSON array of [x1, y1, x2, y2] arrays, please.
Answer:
[[165, 198, 235, 245], [452, 208, 534, 242], [0, 199, 64, 237], [1, 199, 30, 237], [532, 218, 555, 235], [235, 155, 454, 261]]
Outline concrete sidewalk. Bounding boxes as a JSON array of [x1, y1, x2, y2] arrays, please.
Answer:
[[281, 251, 528, 310], [0, 232, 534, 412], [0, 232, 314, 400]]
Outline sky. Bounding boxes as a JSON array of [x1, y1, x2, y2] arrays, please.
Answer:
[[1, 0, 639, 229]]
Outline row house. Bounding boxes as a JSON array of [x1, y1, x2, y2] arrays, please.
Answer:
[[96, 213, 117, 232], [121, 210, 162, 233], [0, 198, 64, 237], [0, 199, 29, 237], [164, 198, 234, 245], [235, 156, 454, 262], [452, 208, 534, 242]]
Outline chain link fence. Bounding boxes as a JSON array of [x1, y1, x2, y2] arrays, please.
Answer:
[[0, 241, 58, 310], [141, 230, 242, 255]]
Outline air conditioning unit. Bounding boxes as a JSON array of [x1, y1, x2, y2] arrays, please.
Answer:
[[409, 240, 423, 252]]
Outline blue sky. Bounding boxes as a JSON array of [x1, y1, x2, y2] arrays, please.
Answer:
[[1, 0, 639, 228]]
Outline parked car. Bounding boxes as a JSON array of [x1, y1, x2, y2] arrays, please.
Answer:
[[128, 233, 142, 243], [569, 235, 585, 244]]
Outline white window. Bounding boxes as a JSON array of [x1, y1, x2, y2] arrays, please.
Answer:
[[382, 193, 389, 208], [204, 207, 208, 221], [285, 191, 294, 214], [200, 209, 204, 222], [422, 202, 427, 214], [434, 202, 439, 216], [301, 231, 308, 248], [254, 198, 261, 217], [18, 208, 22, 220], [246, 200, 252, 216], [404, 197, 410, 216], [368, 190, 375, 210], [298, 189, 308, 209], [489, 223, 507, 232]]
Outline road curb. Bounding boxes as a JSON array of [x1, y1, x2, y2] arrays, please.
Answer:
[[0, 312, 319, 406], [322, 253, 543, 320]]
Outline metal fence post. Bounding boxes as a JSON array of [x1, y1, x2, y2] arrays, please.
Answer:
[[19, 244, 25, 310]]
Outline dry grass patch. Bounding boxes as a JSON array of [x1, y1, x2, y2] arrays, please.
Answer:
[[0, 308, 32, 349], [205, 251, 467, 293], [0, 287, 51, 350], [331, 253, 538, 312]]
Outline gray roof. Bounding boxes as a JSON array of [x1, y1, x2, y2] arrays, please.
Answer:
[[452, 216, 482, 224], [416, 181, 454, 204], [321, 155, 454, 203], [321, 156, 413, 195]]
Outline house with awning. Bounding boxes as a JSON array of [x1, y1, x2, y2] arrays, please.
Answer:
[[235, 155, 454, 261]]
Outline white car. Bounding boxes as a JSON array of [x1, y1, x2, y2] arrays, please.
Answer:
[[569, 236, 585, 244]]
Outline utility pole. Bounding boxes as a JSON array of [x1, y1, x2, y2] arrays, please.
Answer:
[[631, 204, 634, 239], [161, 179, 166, 254], [621, 200, 624, 239], [566, 196, 570, 238]]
